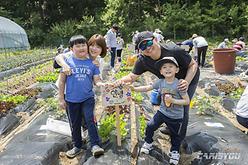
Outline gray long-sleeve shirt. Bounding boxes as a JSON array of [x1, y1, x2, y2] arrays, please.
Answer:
[[106, 29, 117, 48]]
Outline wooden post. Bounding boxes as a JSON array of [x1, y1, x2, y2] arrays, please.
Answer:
[[130, 101, 139, 165], [115, 105, 121, 146]]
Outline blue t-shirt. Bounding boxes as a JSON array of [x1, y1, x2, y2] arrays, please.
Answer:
[[152, 78, 186, 119], [64, 55, 100, 103]]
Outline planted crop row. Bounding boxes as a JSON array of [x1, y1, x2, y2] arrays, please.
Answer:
[[0, 88, 41, 117], [0, 48, 56, 72], [0, 61, 54, 94]]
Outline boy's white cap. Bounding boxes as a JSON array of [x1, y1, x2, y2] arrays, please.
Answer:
[[224, 38, 229, 42], [155, 56, 179, 70]]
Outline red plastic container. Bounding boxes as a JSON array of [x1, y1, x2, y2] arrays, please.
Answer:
[[213, 48, 236, 74]]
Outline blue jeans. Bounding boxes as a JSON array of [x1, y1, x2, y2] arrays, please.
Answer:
[[145, 111, 183, 152], [110, 47, 116, 68], [66, 97, 100, 148]]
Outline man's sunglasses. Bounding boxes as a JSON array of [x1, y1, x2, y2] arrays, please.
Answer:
[[139, 40, 153, 51]]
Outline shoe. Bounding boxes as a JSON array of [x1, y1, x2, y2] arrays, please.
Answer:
[[91, 145, 104, 156], [169, 151, 180, 165], [140, 142, 153, 154], [66, 147, 82, 158], [111, 68, 116, 73], [160, 126, 171, 135]]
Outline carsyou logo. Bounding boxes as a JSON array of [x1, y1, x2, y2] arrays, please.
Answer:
[[196, 152, 241, 160]]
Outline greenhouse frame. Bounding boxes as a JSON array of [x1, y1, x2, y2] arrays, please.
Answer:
[[0, 16, 30, 51]]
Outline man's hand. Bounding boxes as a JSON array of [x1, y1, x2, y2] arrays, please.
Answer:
[[128, 84, 135, 91], [178, 79, 189, 92]]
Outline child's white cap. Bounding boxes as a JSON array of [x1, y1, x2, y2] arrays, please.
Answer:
[[155, 56, 179, 70]]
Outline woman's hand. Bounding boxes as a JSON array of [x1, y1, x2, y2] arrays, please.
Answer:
[[114, 79, 126, 87], [178, 79, 189, 92], [93, 59, 100, 67], [62, 65, 72, 75]]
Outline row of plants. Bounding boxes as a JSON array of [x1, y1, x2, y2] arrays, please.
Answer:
[[0, 61, 55, 94], [36, 71, 59, 83], [0, 88, 41, 117], [0, 48, 56, 72]]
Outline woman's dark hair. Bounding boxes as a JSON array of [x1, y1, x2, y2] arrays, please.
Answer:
[[112, 24, 119, 31], [69, 35, 87, 48], [88, 34, 107, 58]]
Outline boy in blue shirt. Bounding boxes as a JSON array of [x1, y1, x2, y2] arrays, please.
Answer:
[[131, 57, 190, 165], [58, 35, 105, 158]]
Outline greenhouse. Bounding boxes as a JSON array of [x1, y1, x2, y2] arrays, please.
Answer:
[[0, 16, 30, 51]]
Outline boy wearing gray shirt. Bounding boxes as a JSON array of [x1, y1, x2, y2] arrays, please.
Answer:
[[131, 57, 190, 165]]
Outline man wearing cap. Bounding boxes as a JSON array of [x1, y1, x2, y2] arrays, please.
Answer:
[[106, 24, 119, 70], [192, 34, 208, 67], [217, 38, 229, 49], [115, 31, 200, 142], [130, 56, 190, 165]]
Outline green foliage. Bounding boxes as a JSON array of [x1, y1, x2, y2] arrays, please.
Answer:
[[101, 0, 125, 28], [119, 113, 128, 139], [25, 12, 46, 47], [47, 16, 101, 46], [0, 7, 10, 17], [236, 56, 247, 62], [2, 0, 248, 46], [49, 20, 78, 46], [99, 113, 115, 142], [46, 98, 66, 119], [193, 95, 213, 115], [229, 87, 245, 99], [132, 91, 143, 103], [0, 95, 27, 105], [98, 112, 128, 142], [36, 72, 59, 83], [139, 114, 146, 139], [114, 71, 130, 79], [227, 3, 248, 36]]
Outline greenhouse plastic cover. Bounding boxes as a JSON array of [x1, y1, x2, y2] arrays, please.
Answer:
[[0, 16, 30, 50]]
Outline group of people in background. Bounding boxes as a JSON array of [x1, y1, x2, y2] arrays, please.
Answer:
[[218, 36, 247, 56], [178, 34, 247, 68]]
